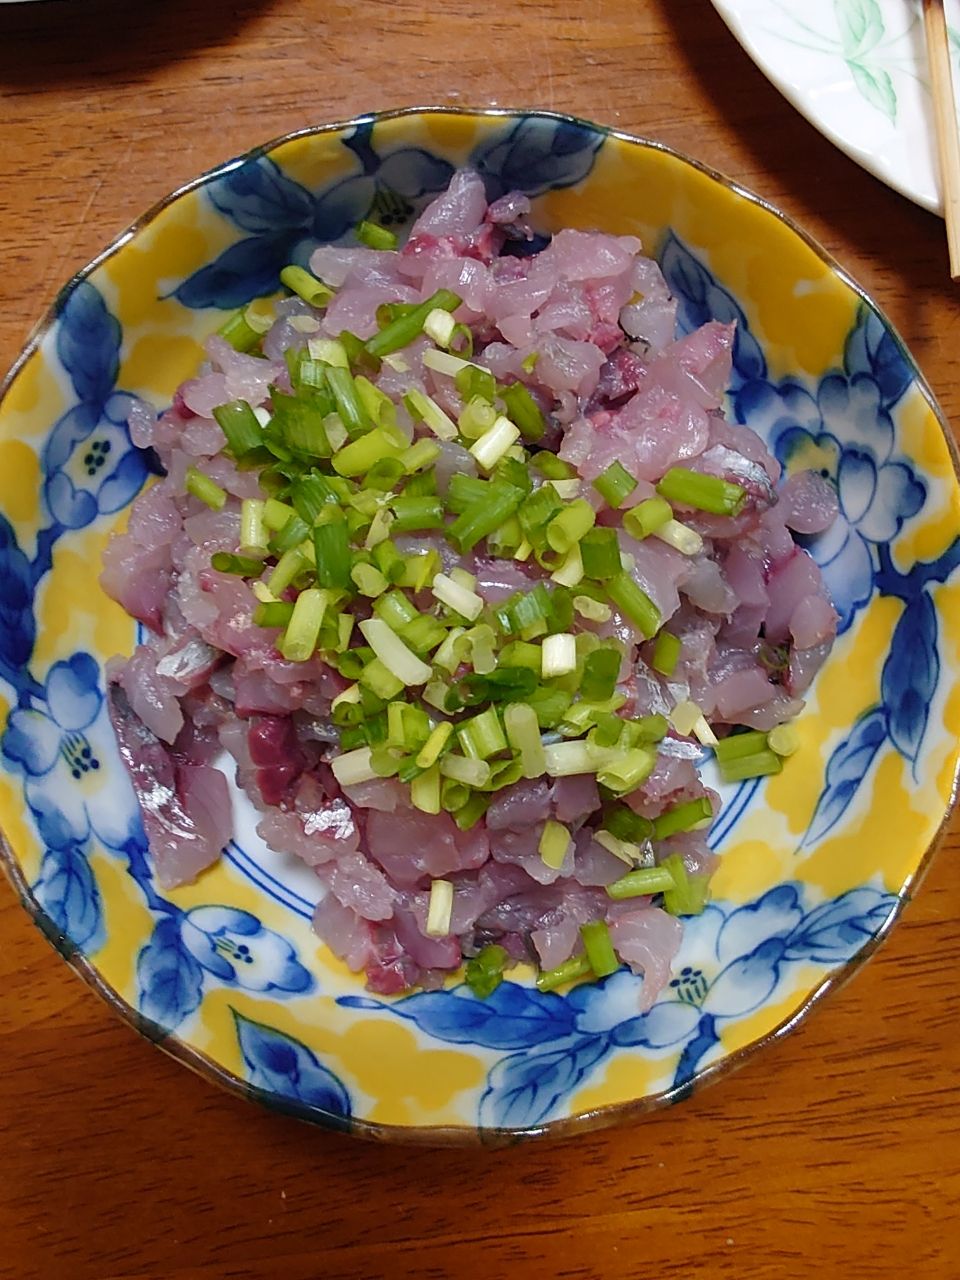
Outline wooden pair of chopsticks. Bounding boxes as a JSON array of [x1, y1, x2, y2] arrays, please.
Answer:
[[924, 0, 960, 279]]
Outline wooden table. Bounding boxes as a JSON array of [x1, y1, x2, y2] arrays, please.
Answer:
[[1, 2, 958, 1276]]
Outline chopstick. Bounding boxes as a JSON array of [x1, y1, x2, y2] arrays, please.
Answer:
[[923, 0, 960, 280]]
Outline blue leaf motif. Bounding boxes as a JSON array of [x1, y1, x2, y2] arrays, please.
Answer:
[[472, 116, 604, 200], [33, 843, 102, 949], [54, 283, 120, 408], [0, 514, 36, 674], [137, 915, 203, 1029], [702, 938, 786, 1018], [479, 1032, 610, 1129], [844, 305, 912, 408], [783, 887, 898, 964], [233, 1010, 351, 1119], [340, 980, 577, 1050], [803, 706, 888, 845], [882, 593, 938, 768], [207, 157, 314, 234], [173, 230, 302, 310], [658, 233, 766, 386]]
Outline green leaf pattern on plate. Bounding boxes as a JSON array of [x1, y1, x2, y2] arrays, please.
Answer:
[[767, 1, 960, 128], [836, 0, 896, 122]]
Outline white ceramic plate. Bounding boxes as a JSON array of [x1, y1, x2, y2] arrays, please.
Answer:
[[711, 0, 960, 212]]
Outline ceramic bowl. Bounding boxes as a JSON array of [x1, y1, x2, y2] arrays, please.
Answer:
[[1, 108, 958, 1144]]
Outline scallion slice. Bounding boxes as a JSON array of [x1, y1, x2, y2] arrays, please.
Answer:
[[593, 461, 636, 509], [656, 466, 747, 516], [580, 921, 619, 978], [185, 466, 227, 510], [606, 866, 676, 900], [280, 264, 334, 308], [356, 220, 398, 251]]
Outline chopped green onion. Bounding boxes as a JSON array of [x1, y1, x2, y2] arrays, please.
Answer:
[[526, 686, 573, 729], [660, 853, 710, 916], [404, 388, 458, 442], [447, 481, 525, 553], [280, 265, 334, 308], [543, 740, 604, 777], [185, 466, 227, 510], [331, 745, 378, 786], [217, 309, 262, 353], [718, 749, 783, 783], [390, 495, 444, 533], [416, 721, 454, 769], [581, 647, 621, 702], [464, 945, 509, 1000], [503, 703, 547, 780], [309, 336, 350, 369], [669, 700, 717, 746], [263, 497, 296, 531], [212, 400, 263, 459], [652, 630, 682, 677], [373, 588, 418, 631], [596, 747, 657, 793], [498, 381, 546, 441], [423, 348, 477, 378], [653, 796, 713, 840], [550, 478, 581, 501], [623, 496, 672, 539], [457, 707, 507, 760], [768, 723, 800, 757], [713, 730, 769, 762], [550, 543, 584, 588], [546, 499, 596, 555], [656, 467, 747, 516], [400, 613, 448, 656], [280, 587, 328, 661], [240, 498, 268, 553], [351, 562, 389, 597], [519, 484, 565, 541], [439, 754, 491, 787], [411, 765, 442, 815], [326, 366, 373, 438], [358, 618, 433, 687], [366, 288, 462, 358], [466, 623, 497, 675], [539, 819, 571, 870], [653, 518, 704, 556], [425, 573, 481, 623], [423, 307, 456, 347], [372, 540, 406, 584], [605, 573, 661, 639], [400, 438, 441, 474], [601, 804, 654, 844], [536, 954, 592, 992], [253, 600, 295, 628], [332, 427, 404, 477], [470, 415, 521, 471], [271, 511, 312, 556], [579, 528, 622, 580], [455, 364, 497, 404], [459, 666, 538, 704], [541, 633, 577, 678], [356, 220, 398, 250], [573, 595, 612, 623], [593, 461, 637, 509], [452, 790, 491, 830], [267, 547, 309, 596], [396, 547, 442, 591], [580, 920, 619, 978], [606, 866, 677, 900], [313, 520, 353, 591], [359, 656, 405, 700], [211, 552, 264, 576]]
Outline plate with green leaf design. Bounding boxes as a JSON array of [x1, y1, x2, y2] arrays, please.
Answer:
[[712, 0, 960, 212]]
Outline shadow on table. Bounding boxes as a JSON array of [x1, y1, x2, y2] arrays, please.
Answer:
[[0, 0, 268, 86], [656, 0, 955, 316]]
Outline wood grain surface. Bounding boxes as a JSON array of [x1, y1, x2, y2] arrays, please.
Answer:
[[1, 2, 958, 1277]]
